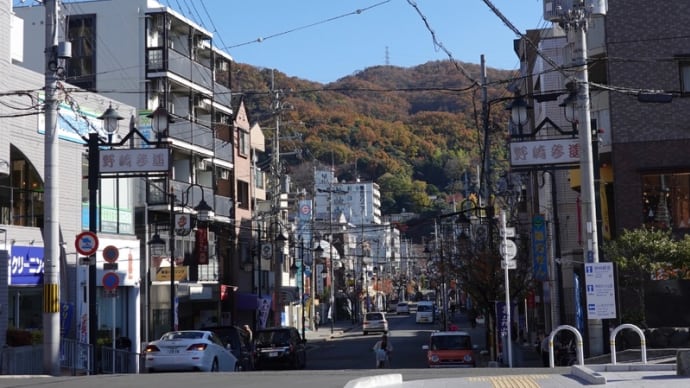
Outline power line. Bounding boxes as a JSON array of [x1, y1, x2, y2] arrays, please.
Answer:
[[405, 0, 478, 86], [223, 1, 391, 50]]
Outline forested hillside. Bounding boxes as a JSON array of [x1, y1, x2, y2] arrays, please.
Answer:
[[231, 60, 518, 215]]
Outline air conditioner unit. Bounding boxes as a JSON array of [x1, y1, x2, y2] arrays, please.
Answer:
[[195, 99, 210, 111], [194, 100, 208, 110]]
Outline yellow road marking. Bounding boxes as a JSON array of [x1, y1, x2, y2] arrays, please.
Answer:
[[469, 374, 550, 388]]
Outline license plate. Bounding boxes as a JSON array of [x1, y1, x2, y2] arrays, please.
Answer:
[[168, 349, 179, 354], [269, 351, 278, 357]]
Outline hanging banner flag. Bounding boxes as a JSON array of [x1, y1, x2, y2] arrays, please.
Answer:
[[196, 226, 209, 264], [532, 214, 548, 280]]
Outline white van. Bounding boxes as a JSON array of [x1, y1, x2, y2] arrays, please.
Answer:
[[415, 301, 435, 323]]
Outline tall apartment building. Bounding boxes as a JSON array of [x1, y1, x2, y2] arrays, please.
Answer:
[[15, 0, 264, 342], [312, 169, 400, 300]]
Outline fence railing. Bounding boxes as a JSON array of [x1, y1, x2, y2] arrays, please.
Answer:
[[0, 339, 140, 375]]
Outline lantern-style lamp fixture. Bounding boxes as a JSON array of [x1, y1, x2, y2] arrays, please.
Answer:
[[97, 103, 124, 140], [148, 233, 166, 257]]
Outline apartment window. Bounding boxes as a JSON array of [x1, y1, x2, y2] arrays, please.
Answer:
[[254, 168, 265, 190], [642, 172, 690, 229], [237, 180, 250, 210], [66, 14, 97, 90], [677, 57, 690, 96], [239, 130, 250, 156]]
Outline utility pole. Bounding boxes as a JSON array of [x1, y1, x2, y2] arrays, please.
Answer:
[[563, 2, 602, 357], [43, 0, 62, 376], [270, 71, 285, 327], [480, 55, 490, 209]]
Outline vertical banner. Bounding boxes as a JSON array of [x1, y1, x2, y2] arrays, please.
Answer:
[[532, 214, 548, 280], [574, 273, 585, 333], [196, 227, 209, 264], [258, 297, 271, 329], [495, 301, 509, 340]]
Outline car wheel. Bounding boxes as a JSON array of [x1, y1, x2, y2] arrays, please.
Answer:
[[210, 358, 219, 372]]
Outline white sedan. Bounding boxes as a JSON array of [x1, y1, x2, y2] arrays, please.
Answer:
[[144, 330, 238, 372]]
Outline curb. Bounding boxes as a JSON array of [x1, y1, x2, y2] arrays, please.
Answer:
[[343, 373, 402, 388]]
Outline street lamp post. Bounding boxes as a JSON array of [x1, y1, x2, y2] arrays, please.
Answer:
[[329, 239, 335, 334], [148, 182, 214, 332]]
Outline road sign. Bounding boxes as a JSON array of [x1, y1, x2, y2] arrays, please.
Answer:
[[261, 243, 273, 259], [500, 240, 517, 260], [584, 262, 616, 319], [500, 227, 516, 238], [102, 272, 120, 291], [102, 245, 119, 263], [75, 231, 99, 256], [501, 260, 517, 270]]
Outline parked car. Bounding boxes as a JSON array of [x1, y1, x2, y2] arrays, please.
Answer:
[[253, 326, 306, 370], [201, 325, 254, 371], [363, 312, 388, 335], [422, 331, 477, 368], [396, 302, 410, 315], [144, 330, 238, 372]]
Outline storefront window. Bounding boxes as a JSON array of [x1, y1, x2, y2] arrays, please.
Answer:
[[642, 172, 690, 229]]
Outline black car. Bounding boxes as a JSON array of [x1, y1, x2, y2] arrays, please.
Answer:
[[253, 326, 306, 370], [200, 325, 253, 371]]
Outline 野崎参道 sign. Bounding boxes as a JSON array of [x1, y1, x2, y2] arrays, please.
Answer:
[[510, 138, 580, 166], [99, 148, 169, 173]]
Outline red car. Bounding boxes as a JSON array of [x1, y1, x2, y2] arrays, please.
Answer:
[[422, 331, 477, 368]]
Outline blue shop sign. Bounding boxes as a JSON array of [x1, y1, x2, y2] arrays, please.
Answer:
[[9, 246, 45, 285]]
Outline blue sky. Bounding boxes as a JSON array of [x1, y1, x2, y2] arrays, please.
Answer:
[[174, 0, 548, 83], [176, 0, 549, 84]]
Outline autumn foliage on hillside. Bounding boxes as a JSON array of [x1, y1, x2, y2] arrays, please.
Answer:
[[232, 60, 517, 215]]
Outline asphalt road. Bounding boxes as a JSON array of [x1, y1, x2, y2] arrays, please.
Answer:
[[3, 311, 686, 387]]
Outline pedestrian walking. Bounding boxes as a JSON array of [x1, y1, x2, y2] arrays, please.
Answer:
[[314, 311, 320, 331], [372, 334, 394, 368]]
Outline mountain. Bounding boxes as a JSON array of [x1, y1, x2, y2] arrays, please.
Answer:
[[231, 60, 518, 215]]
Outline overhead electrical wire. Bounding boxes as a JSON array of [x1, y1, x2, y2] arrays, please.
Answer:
[[222, 0, 391, 50], [405, 0, 479, 88]]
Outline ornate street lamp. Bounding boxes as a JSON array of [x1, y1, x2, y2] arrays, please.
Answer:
[[506, 94, 530, 138], [169, 183, 214, 331]]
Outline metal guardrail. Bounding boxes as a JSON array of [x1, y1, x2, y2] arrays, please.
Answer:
[[0, 344, 43, 375], [0, 339, 140, 375]]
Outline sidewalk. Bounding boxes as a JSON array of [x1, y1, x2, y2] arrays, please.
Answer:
[[304, 320, 358, 341]]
